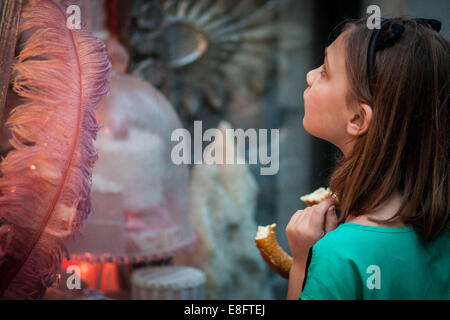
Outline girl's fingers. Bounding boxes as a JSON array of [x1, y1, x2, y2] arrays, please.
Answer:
[[311, 197, 335, 227], [294, 209, 308, 227], [287, 209, 304, 230], [324, 205, 338, 233]]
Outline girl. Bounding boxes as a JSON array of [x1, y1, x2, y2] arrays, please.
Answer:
[[286, 17, 449, 300]]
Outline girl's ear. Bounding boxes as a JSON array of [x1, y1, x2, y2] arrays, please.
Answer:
[[346, 103, 373, 137]]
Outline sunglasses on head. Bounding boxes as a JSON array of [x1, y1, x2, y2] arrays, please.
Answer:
[[367, 18, 442, 95]]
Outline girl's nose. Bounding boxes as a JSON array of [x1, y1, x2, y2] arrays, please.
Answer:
[[306, 69, 315, 87]]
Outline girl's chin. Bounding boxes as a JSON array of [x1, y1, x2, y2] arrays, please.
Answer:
[[302, 118, 327, 141], [302, 116, 316, 136]]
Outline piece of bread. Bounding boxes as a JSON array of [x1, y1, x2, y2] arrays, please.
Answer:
[[255, 188, 339, 279], [300, 187, 339, 206], [255, 224, 293, 279]]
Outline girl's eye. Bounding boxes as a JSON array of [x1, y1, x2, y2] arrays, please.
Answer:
[[320, 65, 327, 77]]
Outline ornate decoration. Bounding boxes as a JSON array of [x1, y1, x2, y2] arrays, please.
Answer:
[[130, 0, 286, 115]]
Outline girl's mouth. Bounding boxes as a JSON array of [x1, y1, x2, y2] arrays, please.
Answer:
[[303, 88, 309, 103]]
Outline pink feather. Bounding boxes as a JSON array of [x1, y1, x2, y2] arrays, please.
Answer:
[[0, 0, 111, 299]]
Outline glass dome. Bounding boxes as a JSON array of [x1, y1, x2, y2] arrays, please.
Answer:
[[65, 70, 194, 263]]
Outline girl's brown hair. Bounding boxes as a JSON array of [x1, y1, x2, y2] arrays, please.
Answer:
[[328, 17, 450, 241]]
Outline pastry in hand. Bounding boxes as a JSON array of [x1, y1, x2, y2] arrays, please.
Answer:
[[255, 188, 338, 278], [300, 187, 339, 206], [255, 224, 293, 279]]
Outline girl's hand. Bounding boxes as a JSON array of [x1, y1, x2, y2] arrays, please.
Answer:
[[286, 197, 337, 261]]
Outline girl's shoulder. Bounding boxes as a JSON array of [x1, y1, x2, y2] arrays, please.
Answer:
[[314, 222, 450, 260], [307, 224, 450, 299], [313, 222, 418, 256]]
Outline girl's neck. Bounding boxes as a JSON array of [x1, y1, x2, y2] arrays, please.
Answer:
[[346, 190, 407, 227]]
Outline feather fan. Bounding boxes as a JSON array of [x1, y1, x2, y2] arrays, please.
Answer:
[[0, 0, 111, 299]]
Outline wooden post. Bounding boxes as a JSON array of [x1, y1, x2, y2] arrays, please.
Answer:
[[0, 0, 22, 123]]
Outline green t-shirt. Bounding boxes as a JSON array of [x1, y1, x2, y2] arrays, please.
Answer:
[[300, 223, 450, 300]]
